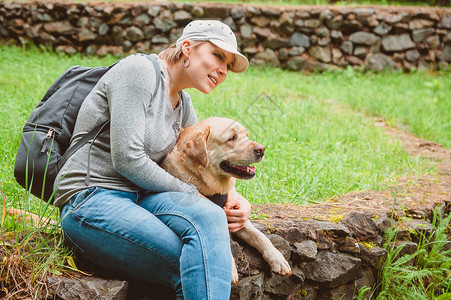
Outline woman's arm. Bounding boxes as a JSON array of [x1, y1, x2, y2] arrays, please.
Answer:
[[223, 187, 252, 232], [106, 56, 197, 194]]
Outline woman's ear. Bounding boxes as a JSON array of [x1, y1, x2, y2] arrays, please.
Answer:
[[181, 40, 191, 57]]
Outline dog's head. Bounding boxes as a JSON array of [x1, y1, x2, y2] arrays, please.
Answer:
[[176, 117, 265, 180]]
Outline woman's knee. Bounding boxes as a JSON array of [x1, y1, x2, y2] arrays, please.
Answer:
[[141, 192, 230, 242], [191, 197, 228, 228]]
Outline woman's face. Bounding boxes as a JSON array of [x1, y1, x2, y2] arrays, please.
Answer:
[[184, 42, 235, 94]]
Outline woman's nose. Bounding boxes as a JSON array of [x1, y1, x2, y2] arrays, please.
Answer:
[[218, 63, 228, 77]]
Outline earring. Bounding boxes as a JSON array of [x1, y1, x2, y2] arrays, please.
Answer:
[[183, 56, 191, 67]]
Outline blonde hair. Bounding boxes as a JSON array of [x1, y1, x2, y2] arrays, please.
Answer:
[[158, 40, 204, 65]]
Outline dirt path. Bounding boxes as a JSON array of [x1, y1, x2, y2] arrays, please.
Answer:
[[254, 120, 451, 222]]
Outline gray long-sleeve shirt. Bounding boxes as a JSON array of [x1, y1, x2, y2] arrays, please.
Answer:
[[53, 54, 198, 207]]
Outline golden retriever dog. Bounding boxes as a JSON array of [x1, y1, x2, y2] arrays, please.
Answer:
[[161, 117, 291, 284]]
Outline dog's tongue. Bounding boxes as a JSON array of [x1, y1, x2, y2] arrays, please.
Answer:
[[247, 166, 256, 173]]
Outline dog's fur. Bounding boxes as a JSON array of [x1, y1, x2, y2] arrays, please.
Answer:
[[161, 117, 291, 283]]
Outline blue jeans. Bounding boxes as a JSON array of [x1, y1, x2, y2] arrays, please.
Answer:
[[60, 188, 232, 300]]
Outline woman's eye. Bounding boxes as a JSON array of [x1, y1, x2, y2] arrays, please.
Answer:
[[215, 53, 231, 70], [214, 53, 224, 60]]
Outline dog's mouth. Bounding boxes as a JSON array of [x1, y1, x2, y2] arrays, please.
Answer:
[[220, 161, 256, 179]]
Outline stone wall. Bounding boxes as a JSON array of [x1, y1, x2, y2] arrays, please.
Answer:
[[1, 1, 450, 72], [46, 205, 450, 300], [228, 211, 401, 300]]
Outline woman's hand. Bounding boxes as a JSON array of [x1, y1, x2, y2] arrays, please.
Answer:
[[224, 190, 251, 233]]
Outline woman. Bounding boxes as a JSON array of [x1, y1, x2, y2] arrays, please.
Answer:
[[54, 20, 251, 299]]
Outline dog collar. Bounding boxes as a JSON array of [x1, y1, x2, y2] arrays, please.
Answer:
[[206, 193, 228, 208]]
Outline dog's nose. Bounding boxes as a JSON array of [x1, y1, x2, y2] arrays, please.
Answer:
[[253, 144, 265, 158]]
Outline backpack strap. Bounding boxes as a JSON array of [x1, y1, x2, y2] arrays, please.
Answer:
[[61, 54, 162, 185]]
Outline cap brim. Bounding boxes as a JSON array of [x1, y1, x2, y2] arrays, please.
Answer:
[[209, 39, 249, 73]]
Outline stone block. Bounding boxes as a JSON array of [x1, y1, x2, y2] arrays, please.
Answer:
[[263, 35, 288, 49], [237, 243, 268, 276], [374, 23, 392, 36], [374, 213, 392, 232], [427, 35, 441, 49], [318, 38, 331, 47], [231, 273, 265, 300], [191, 6, 204, 18], [240, 23, 253, 39], [438, 14, 451, 29], [332, 48, 343, 64], [340, 41, 353, 55], [173, 10, 191, 24], [309, 46, 332, 63], [290, 32, 310, 48], [268, 234, 291, 260], [439, 43, 451, 62], [382, 34, 415, 52], [349, 31, 380, 46], [407, 218, 434, 236], [43, 20, 76, 35], [302, 251, 363, 288], [286, 57, 330, 72], [337, 236, 360, 253], [392, 23, 409, 34], [252, 48, 280, 67], [355, 268, 376, 299], [326, 15, 343, 30], [203, 6, 229, 18], [354, 46, 367, 58], [305, 19, 321, 29], [48, 276, 128, 300], [292, 240, 318, 262], [318, 282, 356, 300], [331, 30, 343, 43], [356, 244, 387, 267], [365, 53, 398, 71], [251, 16, 270, 27], [290, 46, 305, 56], [78, 28, 96, 42], [342, 211, 379, 240], [296, 283, 317, 300], [253, 27, 272, 38], [231, 7, 245, 20], [409, 18, 435, 30], [264, 273, 302, 296], [340, 20, 363, 34], [154, 18, 177, 33], [412, 28, 435, 42]]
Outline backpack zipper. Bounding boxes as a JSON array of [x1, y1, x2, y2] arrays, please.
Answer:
[[40, 128, 54, 154]]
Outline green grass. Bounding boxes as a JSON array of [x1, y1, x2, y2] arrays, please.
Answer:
[[0, 44, 442, 208], [188, 67, 447, 205], [293, 66, 451, 150], [0, 44, 449, 299], [372, 208, 451, 299]]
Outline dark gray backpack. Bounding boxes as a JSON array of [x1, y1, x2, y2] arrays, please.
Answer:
[[14, 54, 161, 202]]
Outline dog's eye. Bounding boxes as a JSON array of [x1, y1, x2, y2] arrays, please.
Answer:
[[227, 134, 237, 142]]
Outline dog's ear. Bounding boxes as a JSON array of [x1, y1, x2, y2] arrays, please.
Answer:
[[183, 126, 211, 168]]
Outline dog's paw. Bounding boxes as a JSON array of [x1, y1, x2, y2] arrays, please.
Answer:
[[265, 251, 292, 276], [275, 258, 292, 276], [231, 263, 239, 285]]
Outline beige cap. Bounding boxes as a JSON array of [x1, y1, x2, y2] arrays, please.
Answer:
[[176, 20, 249, 73]]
